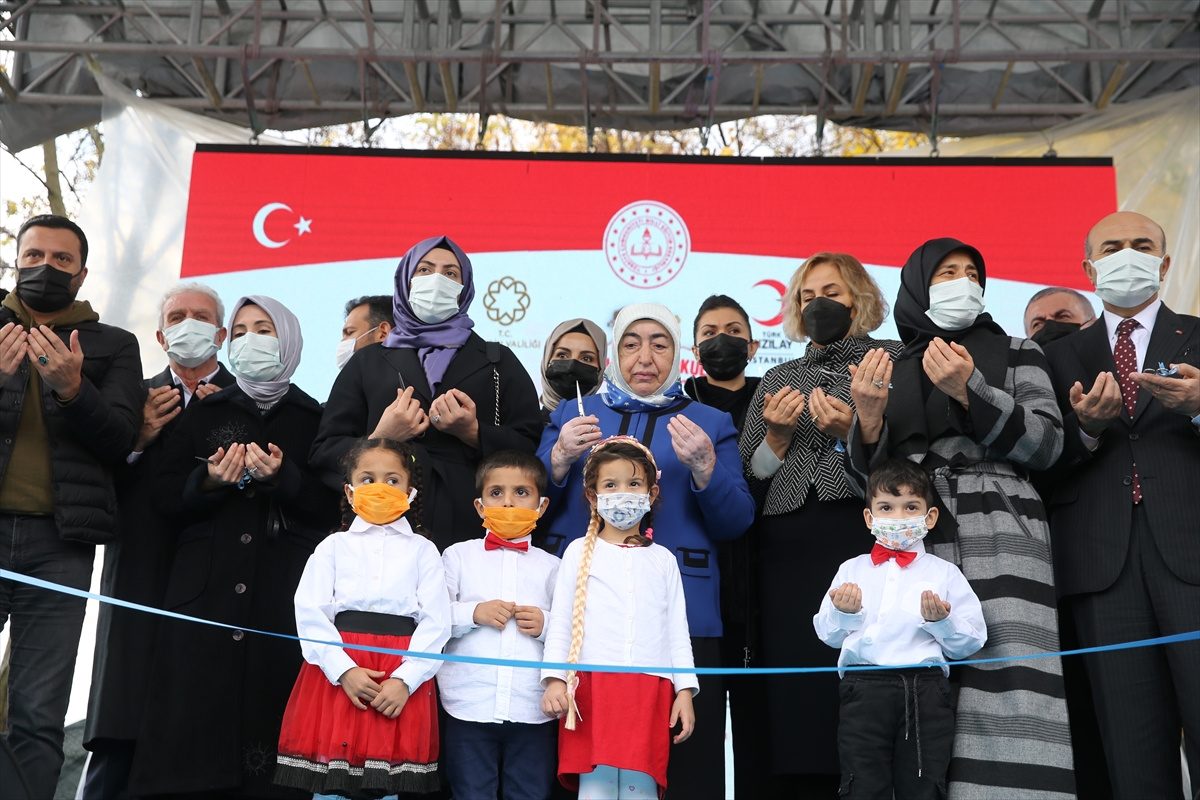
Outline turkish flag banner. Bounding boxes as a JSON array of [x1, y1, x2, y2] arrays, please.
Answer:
[[181, 147, 1116, 399]]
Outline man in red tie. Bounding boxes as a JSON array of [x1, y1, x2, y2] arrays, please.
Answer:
[[1040, 210, 1200, 799], [438, 450, 561, 800], [813, 459, 986, 800]]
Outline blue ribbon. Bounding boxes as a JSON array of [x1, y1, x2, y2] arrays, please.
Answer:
[[3, 568, 1196, 675]]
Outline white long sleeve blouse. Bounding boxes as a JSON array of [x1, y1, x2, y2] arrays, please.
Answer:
[[812, 540, 987, 677], [541, 537, 698, 696], [294, 515, 451, 693], [439, 533, 561, 724]]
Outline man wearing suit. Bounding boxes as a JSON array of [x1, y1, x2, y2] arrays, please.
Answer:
[[1042, 211, 1199, 799], [81, 282, 236, 800]]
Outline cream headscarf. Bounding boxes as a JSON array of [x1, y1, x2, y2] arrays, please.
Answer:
[[600, 302, 684, 409], [540, 318, 608, 411]]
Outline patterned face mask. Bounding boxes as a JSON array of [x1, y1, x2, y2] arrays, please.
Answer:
[[595, 492, 652, 531], [868, 512, 931, 550]]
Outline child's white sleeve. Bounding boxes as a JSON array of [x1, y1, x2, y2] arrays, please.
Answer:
[[442, 545, 478, 639], [393, 540, 453, 693], [664, 554, 699, 696], [535, 556, 561, 645], [294, 545, 356, 685], [920, 565, 988, 661], [812, 563, 866, 649], [540, 544, 577, 687]]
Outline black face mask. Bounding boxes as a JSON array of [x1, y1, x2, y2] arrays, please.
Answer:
[[544, 358, 601, 399], [16, 264, 80, 313], [796, 296, 854, 343], [1030, 320, 1082, 348], [697, 334, 750, 382], [802, 297, 854, 345]]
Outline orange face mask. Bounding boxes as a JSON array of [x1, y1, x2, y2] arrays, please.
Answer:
[[480, 506, 541, 539], [350, 483, 411, 526]]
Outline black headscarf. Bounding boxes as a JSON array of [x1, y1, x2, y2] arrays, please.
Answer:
[[895, 237, 1006, 360]]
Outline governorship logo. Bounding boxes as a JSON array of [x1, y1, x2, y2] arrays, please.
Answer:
[[483, 277, 531, 326], [604, 201, 690, 289]]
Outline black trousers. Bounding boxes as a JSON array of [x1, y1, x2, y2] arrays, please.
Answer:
[[836, 669, 955, 800], [82, 739, 136, 800], [442, 714, 557, 800], [665, 637, 725, 799], [1072, 502, 1200, 800]]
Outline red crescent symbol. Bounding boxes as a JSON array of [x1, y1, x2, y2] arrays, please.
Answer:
[[753, 279, 788, 326]]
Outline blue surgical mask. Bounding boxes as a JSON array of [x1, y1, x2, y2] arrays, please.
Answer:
[[163, 318, 221, 368], [1090, 248, 1162, 308], [926, 277, 985, 331], [595, 492, 652, 531], [229, 332, 283, 382]]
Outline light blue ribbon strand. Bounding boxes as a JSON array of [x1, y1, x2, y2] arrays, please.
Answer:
[[3, 568, 1197, 675]]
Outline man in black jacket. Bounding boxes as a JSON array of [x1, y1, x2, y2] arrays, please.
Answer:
[[81, 281, 235, 800], [0, 215, 142, 797], [1042, 211, 1199, 799]]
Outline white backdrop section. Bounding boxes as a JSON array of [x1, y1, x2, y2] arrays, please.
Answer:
[[77, 70, 291, 375], [886, 87, 1199, 317], [198, 250, 1093, 404]]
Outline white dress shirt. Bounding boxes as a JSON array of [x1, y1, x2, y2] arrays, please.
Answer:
[[813, 540, 987, 677], [439, 533, 561, 724], [542, 537, 698, 696], [294, 516, 451, 693], [127, 365, 222, 464], [1081, 299, 1174, 449]]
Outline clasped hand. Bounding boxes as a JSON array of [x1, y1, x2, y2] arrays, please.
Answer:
[[339, 667, 410, 718], [204, 442, 284, 488], [0, 322, 86, 401]]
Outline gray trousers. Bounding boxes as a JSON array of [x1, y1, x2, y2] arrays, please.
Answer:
[[0, 513, 94, 799]]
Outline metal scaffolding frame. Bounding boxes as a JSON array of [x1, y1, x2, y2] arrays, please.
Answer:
[[1, 1, 1197, 149]]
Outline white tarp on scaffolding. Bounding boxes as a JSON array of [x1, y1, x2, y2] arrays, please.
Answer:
[[885, 86, 1200, 316]]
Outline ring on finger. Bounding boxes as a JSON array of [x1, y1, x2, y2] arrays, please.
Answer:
[[872, 380, 884, 388], [432, 414, 441, 424], [37, 354, 49, 366], [576, 437, 585, 445]]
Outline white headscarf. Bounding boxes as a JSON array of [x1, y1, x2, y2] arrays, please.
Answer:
[[227, 294, 303, 405], [601, 302, 683, 407]]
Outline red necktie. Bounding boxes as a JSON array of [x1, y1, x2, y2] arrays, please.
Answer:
[[1114, 318, 1142, 503], [484, 532, 528, 552], [870, 543, 917, 567]]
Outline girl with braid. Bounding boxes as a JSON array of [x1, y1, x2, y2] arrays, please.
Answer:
[[541, 438, 697, 799], [274, 438, 451, 799]]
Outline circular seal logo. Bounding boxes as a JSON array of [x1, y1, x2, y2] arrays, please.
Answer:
[[604, 201, 690, 289], [482, 276, 531, 326]]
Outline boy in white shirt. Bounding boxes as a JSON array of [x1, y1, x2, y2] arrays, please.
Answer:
[[439, 450, 561, 800], [814, 459, 986, 800]]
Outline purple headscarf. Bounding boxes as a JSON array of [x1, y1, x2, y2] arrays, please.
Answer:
[[384, 235, 476, 393]]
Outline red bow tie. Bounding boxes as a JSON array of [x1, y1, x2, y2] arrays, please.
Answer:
[[871, 543, 917, 567], [484, 532, 528, 552]]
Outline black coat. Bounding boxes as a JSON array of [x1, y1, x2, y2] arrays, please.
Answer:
[[0, 305, 142, 543], [84, 364, 236, 747], [311, 333, 542, 550], [128, 383, 339, 797], [1041, 304, 1200, 596]]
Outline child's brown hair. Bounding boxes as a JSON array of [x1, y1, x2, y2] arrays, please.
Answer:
[[338, 437, 427, 537], [564, 438, 659, 729]]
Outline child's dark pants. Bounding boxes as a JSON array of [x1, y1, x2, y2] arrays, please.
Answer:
[[837, 667, 955, 799], [443, 713, 558, 800]]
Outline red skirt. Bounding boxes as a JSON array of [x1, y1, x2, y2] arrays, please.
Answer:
[[557, 671, 675, 797], [273, 632, 439, 795]]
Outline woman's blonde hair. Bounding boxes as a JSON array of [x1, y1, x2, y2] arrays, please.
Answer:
[[781, 252, 889, 342], [563, 438, 659, 730]]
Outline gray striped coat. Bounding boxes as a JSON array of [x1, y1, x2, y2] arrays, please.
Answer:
[[847, 336, 1075, 800]]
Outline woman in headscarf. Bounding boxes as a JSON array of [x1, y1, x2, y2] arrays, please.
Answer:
[[539, 318, 607, 426], [846, 239, 1072, 800], [130, 295, 340, 798], [536, 302, 755, 800], [737, 253, 902, 798], [311, 236, 542, 551]]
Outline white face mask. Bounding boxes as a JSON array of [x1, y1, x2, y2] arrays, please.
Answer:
[[335, 325, 379, 370], [925, 276, 986, 331], [595, 492, 652, 531], [1090, 248, 1163, 308], [163, 318, 221, 369], [409, 273, 463, 324], [869, 512, 931, 550], [229, 332, 283, 382]]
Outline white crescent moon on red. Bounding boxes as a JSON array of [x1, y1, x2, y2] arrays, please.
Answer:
[[252, 203, 292, 249]]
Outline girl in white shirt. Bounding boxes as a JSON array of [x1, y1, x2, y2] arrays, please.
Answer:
[[274, 438, 451, 799], [542, 437, 697, 800]]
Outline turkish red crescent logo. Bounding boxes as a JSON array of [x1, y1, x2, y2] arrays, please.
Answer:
[[753, 279, 788, 326]]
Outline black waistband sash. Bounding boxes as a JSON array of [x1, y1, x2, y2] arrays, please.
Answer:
[[334, 610, 417, 637]]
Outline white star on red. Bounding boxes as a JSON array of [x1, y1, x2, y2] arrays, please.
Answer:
[[294, 216, 313, 235]]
